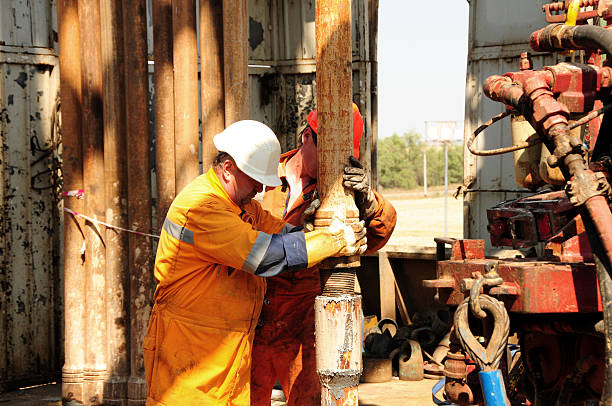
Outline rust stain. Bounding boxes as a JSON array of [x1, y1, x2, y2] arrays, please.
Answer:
[[335, 386, 358, 406], [339, 351, 351, 369]]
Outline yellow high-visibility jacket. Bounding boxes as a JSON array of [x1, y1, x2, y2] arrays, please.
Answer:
[[144, 168, 303, 405]]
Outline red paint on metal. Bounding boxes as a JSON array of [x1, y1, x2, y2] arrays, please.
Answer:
[[450, 239, 485, 260], [487, 191, 576, 249], [545, 214, 594, 262], [432, 259, 601, 313]]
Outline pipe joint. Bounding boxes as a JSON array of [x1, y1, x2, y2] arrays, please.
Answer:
[[484, 76, 530, 114], [546, 124, 578, 168], [567, 170, 611, 206], [530, 24, 578, 53]]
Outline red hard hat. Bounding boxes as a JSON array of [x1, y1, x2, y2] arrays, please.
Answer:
[[306, 102, 364, 159]]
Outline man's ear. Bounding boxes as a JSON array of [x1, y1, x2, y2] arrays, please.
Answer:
[[221, 159, 234, 182], [302, 128, 312, 145]]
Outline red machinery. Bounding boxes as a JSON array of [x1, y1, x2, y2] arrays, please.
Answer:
[[425, 2, 612, 404]]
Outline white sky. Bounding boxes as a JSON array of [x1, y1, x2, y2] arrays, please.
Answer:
[[377, 0, 470, 139]]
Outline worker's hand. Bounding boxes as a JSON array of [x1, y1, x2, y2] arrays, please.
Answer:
[[329, 217, 367, 256], [301, 190, 320, 232], [343, 156, 378, 221]]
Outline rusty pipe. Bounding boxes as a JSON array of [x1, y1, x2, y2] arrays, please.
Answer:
[[100, 0, 130, 402], [314, 0, 361, 277], [173, 0, 200, 192], [222, 0, 249, 124], [153, 0, 176, 226], [57, 0, 85, 403], [200, 0, 225, 167], [77, 0, 107, 401], [123, 0, 155, 402], [314, 1, 363, 405], [483, 75, 530, 116]]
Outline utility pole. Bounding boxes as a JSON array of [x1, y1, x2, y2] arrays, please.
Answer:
[[424, 121, 428, 197], [444, 140, 449, 237]]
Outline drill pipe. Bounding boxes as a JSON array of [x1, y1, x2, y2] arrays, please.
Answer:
[[78, 0, 107, 401], [57, 0, 85, 402]]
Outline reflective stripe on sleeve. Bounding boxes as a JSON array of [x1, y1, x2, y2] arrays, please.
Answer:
[[163, 217, 195, 244], [242, 231, 273, 273]]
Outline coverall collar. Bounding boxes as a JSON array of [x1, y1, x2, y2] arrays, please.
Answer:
[[204, 167, 243, 215]]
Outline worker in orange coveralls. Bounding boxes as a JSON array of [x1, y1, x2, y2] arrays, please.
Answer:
[[251, 104, 397, 405], [143, 120, 368, 406]]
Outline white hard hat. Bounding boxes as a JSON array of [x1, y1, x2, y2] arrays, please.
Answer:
[[213, 120, 282, 187]]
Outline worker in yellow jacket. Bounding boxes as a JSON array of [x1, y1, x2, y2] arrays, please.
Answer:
[[143, 120, 366, 405]]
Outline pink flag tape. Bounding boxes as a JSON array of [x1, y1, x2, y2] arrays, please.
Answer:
[[63, 207, 159, 239], [62, 189, 85, 199]]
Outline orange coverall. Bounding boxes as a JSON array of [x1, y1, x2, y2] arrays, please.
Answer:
[[251, 149, 397, 405], [145, 168, 315, 405]]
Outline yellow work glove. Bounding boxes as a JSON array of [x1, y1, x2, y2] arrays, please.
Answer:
[[304, 217, 367, 268]]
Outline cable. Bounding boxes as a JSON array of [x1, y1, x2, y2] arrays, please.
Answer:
[[468, 102, 612, 156]]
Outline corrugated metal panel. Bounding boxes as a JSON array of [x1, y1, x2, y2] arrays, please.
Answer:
[[472, 0, 552, 48], [246, 0, 375, 162], [0, 47, 61, 390], [464, 0, 558, 246], [0, 0, 55, 48]]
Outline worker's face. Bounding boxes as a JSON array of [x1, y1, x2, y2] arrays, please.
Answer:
[[220, 159, 263, 207], [301, 126, 318, 179]]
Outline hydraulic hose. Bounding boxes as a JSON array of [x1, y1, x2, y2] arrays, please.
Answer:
[[547, 121, 612, 405], [581, 212, 612, 405], [531, 23, 612, 57]]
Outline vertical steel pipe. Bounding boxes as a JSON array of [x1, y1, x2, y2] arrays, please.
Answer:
[[123, 1, 155, 404], [222, 0, 249, 124], [172, 0, 199, 192], [153, 0, 176, 227], [368, 0, 379, 189], [314, 1, 362, 405], [314, 0, 360, 257], [100, 0, 129, 403], [77, 0, 107, 402], [315, 296, 362, 406], [57, 0, 85, 403], [200, 0, 225, 167]]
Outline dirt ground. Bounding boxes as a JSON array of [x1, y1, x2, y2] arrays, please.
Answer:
[[381, 186, 463, 248], [1, 379, 439, 405]]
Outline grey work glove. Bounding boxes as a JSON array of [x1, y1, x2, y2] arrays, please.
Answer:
[[343, 156, 377, 221], [301, 190, 320, 233]]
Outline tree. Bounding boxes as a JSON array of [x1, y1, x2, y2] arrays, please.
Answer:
[[378, 134, 414, 189], [377, 131, 464, 190]]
